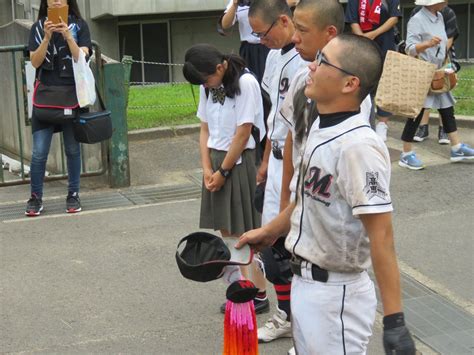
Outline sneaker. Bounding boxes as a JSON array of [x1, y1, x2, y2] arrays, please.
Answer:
[[66, 192, 82, 213], [220, 297, 270, 314], [258, 307, 292, 343], [25, 193, 43, 217], [438, 126, 450, 145], [450, 143, 474, 162], [375, 122, 388, 142], [288, 347, 296, 355], [399, 152, 424, 170], [413, 124, 429, 142]]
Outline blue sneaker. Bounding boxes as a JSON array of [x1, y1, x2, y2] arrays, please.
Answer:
[[450, 143, 474, 162], [399, 152, 424, 170]]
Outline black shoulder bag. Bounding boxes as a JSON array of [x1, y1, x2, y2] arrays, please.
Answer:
[[72, 82, 112, 144]]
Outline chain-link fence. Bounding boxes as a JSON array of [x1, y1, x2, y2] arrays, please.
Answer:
[[126, 59, 473, 123]]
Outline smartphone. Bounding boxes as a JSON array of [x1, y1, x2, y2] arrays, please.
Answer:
[[47, 5, 69, 25]]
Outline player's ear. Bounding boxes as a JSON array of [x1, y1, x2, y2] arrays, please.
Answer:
[[342, 76, 360, 95], [326, 25, 338, 41]]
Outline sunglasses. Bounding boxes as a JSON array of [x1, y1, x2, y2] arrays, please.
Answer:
[[316, 50, 356, 77], [251, 19, 277, 39]]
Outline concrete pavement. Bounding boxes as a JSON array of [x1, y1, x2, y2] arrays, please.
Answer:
[[1, 119, 473, 354]]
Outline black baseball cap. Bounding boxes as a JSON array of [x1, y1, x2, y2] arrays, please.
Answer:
[[176, 232, 253, 282]]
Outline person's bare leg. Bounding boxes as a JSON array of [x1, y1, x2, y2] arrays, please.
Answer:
[[420, 109, 430, 126], [447, 131, 460, 146]]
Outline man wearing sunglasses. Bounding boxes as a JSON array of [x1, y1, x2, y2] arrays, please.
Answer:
[[237, 33, 416, 354], [245, 0, 308, 347]]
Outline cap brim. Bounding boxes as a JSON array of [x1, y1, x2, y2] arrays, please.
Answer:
[[221, 237, 253, 266]]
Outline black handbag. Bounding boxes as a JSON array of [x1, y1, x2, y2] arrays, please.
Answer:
[[32, 81, 79, 124], [72, 83, 112, 144]]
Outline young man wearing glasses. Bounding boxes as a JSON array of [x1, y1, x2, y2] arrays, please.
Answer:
[[244, 0, 308, 346], [237, 33, 416, 354]]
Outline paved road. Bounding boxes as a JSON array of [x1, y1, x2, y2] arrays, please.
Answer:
[[1, 120, 472, 354]]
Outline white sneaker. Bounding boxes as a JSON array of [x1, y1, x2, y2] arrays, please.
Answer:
[[257, 307, 292, 342], [375, 122, 388, 142], [287, 347, 296, 355]]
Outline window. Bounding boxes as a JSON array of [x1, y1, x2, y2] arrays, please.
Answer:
[[119, 22, 170, 84]]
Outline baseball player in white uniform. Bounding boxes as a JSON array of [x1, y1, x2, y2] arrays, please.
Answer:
[[278, 0, 374, 212], [248, 0, 308, 345], [237, 34, 416, 354]]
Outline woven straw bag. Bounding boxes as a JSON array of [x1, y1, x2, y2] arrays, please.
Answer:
[[376, 51, 436, 118]]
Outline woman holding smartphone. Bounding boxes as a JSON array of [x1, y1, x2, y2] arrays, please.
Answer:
[[25, 0, 92, 216]]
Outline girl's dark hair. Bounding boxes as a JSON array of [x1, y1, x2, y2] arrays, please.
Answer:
[[293, 86, 318, 146], [38, 0, 83, 21], [183, 44, 246, 98]]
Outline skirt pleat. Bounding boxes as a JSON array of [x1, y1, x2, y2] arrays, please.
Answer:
[[200, 149, 261, 235]]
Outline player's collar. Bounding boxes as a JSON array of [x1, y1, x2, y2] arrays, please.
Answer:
[[281, 42, 295, 55], [318, 109, 361, 128]]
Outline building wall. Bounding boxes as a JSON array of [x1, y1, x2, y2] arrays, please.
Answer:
[[0, 0, 13, 25], [171, 16, 240, 82]]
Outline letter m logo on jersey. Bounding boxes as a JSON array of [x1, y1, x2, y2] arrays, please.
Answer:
[[304, 167, 333, 198]]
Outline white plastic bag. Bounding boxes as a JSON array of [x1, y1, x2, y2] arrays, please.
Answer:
[[72, 50, 96, 108]]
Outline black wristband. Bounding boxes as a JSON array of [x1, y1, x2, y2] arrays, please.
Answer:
[[383, 312, 405, 330]]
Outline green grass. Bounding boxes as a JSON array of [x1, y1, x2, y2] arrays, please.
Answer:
[[126, 65, 474, 130], [450, 64, 474, 116], [127, 83, 200, 130]]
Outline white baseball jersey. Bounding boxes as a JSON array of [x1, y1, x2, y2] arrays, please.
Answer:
[[279, 66, 374, 196], [225, 1, 260, 44], [285, 110, 393, 273], [261, 46, 308, 148]]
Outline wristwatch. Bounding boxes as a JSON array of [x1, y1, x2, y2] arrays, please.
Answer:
[[218, 166, 231, 178]]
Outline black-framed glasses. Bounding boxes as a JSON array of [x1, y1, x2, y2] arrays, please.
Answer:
[[316, 50, 356, 77], [251, 19, 277, 39]]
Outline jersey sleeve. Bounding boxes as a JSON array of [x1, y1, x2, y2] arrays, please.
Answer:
[[337, 140, 393, 216], [280, 68, 308, 129], [345, 0, 360, 24], [77, 19, 93, 55], [388, 0, 402, 18], [196, 85, 208, 122], [235, 74, 263, 126], [261, 51, 274, 94], [28, 21, 42, 52]]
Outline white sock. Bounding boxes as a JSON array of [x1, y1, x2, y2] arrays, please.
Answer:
[[402, 151, 414, 158], [221, 265, 242, 284], [451, 143, 462, 152]]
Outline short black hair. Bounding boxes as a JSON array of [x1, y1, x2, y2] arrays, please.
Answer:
[[335, 34, 383, 102], [249, 0, 292, 24], [296, 0, 345, 34], [182, 44, 246, 98]]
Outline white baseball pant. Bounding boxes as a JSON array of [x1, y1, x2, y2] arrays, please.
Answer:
[[291, 270, 377, 354]]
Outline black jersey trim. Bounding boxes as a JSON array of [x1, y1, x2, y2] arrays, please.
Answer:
[[292, 124, 371, 256], [341, 285, 347, 355], [353, 202, 393, 209]]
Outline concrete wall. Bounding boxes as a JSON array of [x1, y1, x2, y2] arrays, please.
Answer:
[[0, 0, 13, 25], [171, 16, 241, 82], [0, 20, 103, 176], [90, 0, 229, 19]]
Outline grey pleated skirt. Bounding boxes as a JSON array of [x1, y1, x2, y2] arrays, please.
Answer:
[[200, 149, 261, 235]]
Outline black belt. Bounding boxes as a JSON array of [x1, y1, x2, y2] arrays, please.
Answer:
[[290, 256, 329, 283]]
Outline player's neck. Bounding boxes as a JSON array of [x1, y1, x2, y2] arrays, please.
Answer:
[[316, 99, 359, 115]]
